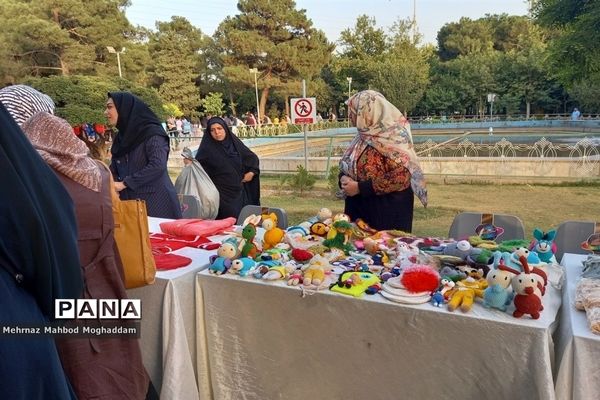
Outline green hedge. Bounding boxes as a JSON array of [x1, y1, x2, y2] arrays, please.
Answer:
[[25, 75, 166, 125]]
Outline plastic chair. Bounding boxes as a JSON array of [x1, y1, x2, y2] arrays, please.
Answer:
[[237, 205, 288, 229], [554, 220, 599, 263], [448, 212, 525, 242]]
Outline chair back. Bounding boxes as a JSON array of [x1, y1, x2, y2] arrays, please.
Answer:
[[237, 205, 288, 229], [554, 220, 599, 263], [448, 212, 525, 242]]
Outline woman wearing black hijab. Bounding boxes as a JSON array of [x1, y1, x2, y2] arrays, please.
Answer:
[[0, 103, 82, 399], [106, 92, 182, 219], [195, 117, 260, 219]]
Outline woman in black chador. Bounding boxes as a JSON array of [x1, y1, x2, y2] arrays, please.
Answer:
[[0, 103, 83, 399], [195, 117, 260, 219]]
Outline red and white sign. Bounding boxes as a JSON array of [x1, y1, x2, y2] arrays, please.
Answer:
[[290, 97, 316, 124]]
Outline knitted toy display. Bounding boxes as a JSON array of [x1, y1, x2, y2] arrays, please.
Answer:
[[202, 206, 559, 319]]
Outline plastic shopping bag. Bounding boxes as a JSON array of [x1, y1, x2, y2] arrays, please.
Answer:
[[174, 147, 219, 219]]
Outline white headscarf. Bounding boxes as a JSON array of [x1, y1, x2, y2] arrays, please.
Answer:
[[0, 85, 55, 126]]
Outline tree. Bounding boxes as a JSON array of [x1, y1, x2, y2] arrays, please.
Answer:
[[200, 92, 226, 116], [437, 17, 494, 61], [213, 0, 333, 119], [0, 0, 134, 84], [535, 0, 600, 111], [336, 15, 386, 92], [371, 19, 430, 114], [148, 16, 205, 118]]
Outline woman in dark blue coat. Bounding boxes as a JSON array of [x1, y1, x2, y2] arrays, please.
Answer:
[[106, 92, 182, 219]]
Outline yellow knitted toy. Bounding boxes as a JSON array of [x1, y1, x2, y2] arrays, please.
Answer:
[[447, 277, 488, 312]]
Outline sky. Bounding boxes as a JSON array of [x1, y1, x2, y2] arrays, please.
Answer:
[[126, 0, 531, 46]]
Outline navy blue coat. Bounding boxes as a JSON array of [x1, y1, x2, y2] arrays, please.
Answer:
[[111, 135, 182, 219]]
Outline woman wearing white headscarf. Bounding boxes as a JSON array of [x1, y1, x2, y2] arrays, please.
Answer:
[[339, 90, 427, 232]]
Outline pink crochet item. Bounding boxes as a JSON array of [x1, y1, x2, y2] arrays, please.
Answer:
[[160, 218, 236, 237]]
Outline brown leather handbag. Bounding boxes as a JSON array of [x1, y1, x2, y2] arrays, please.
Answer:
[[108, 175, 156, 289]]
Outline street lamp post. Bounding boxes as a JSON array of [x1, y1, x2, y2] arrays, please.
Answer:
[[107, 46, 126, 78], [249, 68, 260, 127], [487, 93, 496, 121], [346, 77, 352, 127]]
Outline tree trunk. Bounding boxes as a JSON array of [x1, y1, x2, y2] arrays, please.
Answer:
[[229, 92, 236, 116], [526, 102, 531, 119], [285, 96, 290, 118], [260, 86, 270, 123]]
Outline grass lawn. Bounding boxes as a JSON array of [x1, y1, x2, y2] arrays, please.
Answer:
[[260, 177, 600, 239]]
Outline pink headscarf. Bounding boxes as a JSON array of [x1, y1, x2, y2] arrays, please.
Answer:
[[340, 90, 427, 207], [22, 112, 102, 192]]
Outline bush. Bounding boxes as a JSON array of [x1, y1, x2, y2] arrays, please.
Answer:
[[327, 165, 340, 196], [25, 75, 166, 124], [287, 165, 316, 195]]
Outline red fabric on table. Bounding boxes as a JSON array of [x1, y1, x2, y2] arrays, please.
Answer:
[[159, 217, 236, 237], [153, 253, 192, 270], [150, 232, 211, 253]]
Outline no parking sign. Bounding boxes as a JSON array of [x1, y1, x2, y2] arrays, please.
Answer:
[[290, 97, 316, 124]]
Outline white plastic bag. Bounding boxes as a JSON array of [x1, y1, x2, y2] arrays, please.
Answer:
[[174, 148, 219, 219]]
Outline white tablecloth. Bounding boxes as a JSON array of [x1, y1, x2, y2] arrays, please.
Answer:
[[126, 217, 213, 400], [195, 267, 563, 400], [555, 253, 600, 400]]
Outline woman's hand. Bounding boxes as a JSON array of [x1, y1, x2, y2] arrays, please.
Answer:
[[242, 171, 255, 183], [341, 176, 359, 197], [114, 181, 126, 192]]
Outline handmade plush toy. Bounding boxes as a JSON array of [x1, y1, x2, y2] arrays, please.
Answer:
[[326, 213, 351, 240], [431, 277, 455, 307], [529, 228, 557, 263], [323, 220, 355, 254], [505, 256, 544, 319], [240, 223, 259, 258], [492, 247, 537, 272], [310, 221, 329, 237], [287, 261, 304, 286], [262, 213, 285, 250], [229, 257, 256, 277], [331, 271, 380, 297], [291, 248, 313, 263], [302, 254, 332, 287], [446, 276, 487, 312], [483, 266, 516, 311], [316, 207, 333, 225], [209, 239, 239, 275], [442, 240, 479, 260]]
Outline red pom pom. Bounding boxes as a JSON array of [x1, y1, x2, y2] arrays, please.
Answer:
[[400, 265, 440, 293], [291, 248, 313, 262]]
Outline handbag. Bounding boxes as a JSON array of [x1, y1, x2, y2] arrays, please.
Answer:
[[108, 174, 156, 289]]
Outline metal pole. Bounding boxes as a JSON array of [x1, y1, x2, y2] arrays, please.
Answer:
[[254, 71, 260, 129], [116, 52, 122, 78], [347, 80, 351, 127], [302, 79, 308, 170]]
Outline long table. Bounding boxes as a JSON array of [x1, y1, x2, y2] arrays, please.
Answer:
[[126, 217, 213, 400], [555, 253, 600, 400], [195, 267, 563, 399]]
